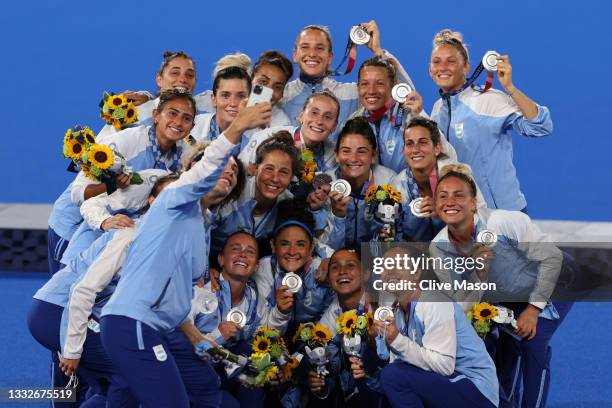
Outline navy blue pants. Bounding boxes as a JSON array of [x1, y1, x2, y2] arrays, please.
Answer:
[[380, 362, 495, 408], [497, 302, 573, 408], [48, 227, 69, 275], [216, 339, 265, 408], [28, 299, 136, 408], [100, 315, 192, 408], [164, 329, 222, 408]]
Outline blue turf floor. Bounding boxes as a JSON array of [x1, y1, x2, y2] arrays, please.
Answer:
[[1, 272, 611, 407]]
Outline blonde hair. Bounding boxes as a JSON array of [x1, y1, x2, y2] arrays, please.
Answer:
[[438, 163, 477, 197], [213, 52, 252, 79], [181, 141, 211, 171], [432, 29, 469, 63]]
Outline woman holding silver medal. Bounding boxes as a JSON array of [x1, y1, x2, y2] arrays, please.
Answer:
[[428, 29, 553, 212], [311, 248, 387, 407], [372, 245, 499, 408], [429, 166, 573, 408], [317, 117, 397, 251], [351, 55, 435, 174], [176, 230, 292, 408], [281, 21, 410, 143], [389, 116, 484, 241]]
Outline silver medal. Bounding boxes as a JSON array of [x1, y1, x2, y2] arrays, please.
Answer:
[[200, 290, 218, 314], [349, 26, 370, 45], [374, 306, 394, 322], [482, 50, 501, 72], [391, 83, 413, 103], [409, 198, 427, 217], [330, 179, 351, 197], [477, 229, 498, 246], [226, 308, 247, 328], [282, 272, 303, 293]]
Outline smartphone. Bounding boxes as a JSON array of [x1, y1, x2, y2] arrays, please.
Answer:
[[247, 84, 273, 107]]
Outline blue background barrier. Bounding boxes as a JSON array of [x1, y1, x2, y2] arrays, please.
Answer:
[[0, 0, 610, 221]]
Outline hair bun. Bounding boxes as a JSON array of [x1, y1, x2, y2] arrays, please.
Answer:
[[439, 163, 473, 179]]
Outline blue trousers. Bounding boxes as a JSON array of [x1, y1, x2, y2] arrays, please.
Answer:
[[100, 315, 191, 408], [380, 362, 495, 408], [28, 299, 136, 408], [48, 227, 69, 275], [164, 329, 222, 408], [497, 302, 573, 408], [216, 339, 266, 408]]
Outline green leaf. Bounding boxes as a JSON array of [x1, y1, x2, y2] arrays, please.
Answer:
[[130, 172, 143, 184]]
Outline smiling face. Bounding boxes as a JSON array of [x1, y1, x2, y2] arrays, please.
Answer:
[[272, 226, 314, 273], [328, 250, 362, 297], [252, 64, 287, 106], [152, 98, 195, 147], [156, 56, 196, 93], [255, 150, 293, 202], [429, 44, 470, 93], [293, 28, 333, 77], [336, 133, 376, 182], [204, 157, 240, 207], [219, 232, 259, 281], [298, 94, 338, 144], [435, 176, 477, 229], [358, 66, 393, 112], [403, 126, 441, 172], [211, 78, 250, 130]]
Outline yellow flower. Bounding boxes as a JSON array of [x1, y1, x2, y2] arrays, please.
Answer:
[[108, 94, 127, 109], [64, 128, 72, 144], [472, 303, 497, 321], [339, 310, 358, 335], [87, 144, 114, 170], [65, 138, 85, 161], [365, 311, 374, 328], [82, 128, 96, 145], [251, 335, 271, 354], [282, 356, 300, 380], [81, 164, 96, 180], [265, 366, 280, 382], [125, 103, 138, 124], [312, 324, 332, 344], [364, 185, 377, 202]]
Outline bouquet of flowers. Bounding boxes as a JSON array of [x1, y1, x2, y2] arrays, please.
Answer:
[[335, 310, 374, 357], [293, 322, 333, 377], [364, 184, 402, 241], [242, 327, 300, 386], [99, 91, 138, 130], [62, 125, 142, 192], [467, 302, 521, 336]]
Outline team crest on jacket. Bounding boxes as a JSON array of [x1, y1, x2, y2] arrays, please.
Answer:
[[454, 123, 464, 139], [153, 344, 168, 362]]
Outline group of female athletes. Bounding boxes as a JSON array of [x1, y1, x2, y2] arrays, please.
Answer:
[[28, 21, 571, 408]]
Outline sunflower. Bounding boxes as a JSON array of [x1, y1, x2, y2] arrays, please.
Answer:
[[125, 104, 137, 123], [112, 119, 123, 130], [365, 311, 374, 328], [388, 189, 401, 203], [251, 335, 272, 354], [339, 310, 358, 336], [282, 355, 300, 380], [472, 303, 497, 321], [300, 161, 315, 184], [81, 165, 96, 180], [87, 144, 114, 170], [82, 128, 96, 145], [64, 128, 72, 143], [382, 184, 393, 195], [265, 365, 280, 382], [108, 94, 127, 109], [64, 138, 85, 161], [364, 185, 377, 202], [312, 324, 332, 345]]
